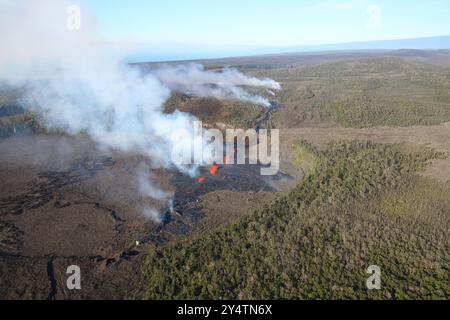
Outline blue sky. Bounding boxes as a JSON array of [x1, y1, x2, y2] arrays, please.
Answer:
[[81, 0, 450, 46], [78, 0, 450, 61]]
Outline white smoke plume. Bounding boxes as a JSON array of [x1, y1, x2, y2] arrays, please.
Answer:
[[0, 0, 280, 222], [142, 208, 163, 224], [136, 163, 173, 201], [151, 64, 280, 107]]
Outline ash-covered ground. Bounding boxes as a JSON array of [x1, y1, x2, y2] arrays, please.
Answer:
[[0, 134, 294, 299]]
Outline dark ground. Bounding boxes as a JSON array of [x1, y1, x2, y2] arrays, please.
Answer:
[[1, 49, 449, 299], [0, 134, 291, 299]]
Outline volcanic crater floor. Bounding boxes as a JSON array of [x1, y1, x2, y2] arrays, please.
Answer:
[[0, 134, 292, 299]]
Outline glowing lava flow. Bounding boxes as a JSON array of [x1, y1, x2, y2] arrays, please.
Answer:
[[210, 165, 219, 175], [197, 176, 206, 184], [197, 148, 235, 183], [197, 164, 221, 184]]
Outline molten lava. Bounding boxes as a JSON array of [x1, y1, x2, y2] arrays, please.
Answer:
[[198, 176, 206, 184], [197, 163, 222, 185], [210, 165, 219, 175]]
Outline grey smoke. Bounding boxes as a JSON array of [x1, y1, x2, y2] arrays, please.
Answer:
[[0, 0, 280, 222], [142, 208, 163, 224], [135, 163, 173, 201]]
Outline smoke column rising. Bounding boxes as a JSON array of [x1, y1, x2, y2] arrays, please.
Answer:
[[0, 0, 280, 222]]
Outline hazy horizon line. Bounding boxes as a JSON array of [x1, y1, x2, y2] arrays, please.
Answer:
[[124, 34, 450, 63]]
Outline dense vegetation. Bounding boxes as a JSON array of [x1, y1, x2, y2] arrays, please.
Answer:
[[144, 141, 449, 299], [256, 58, 450, 128]]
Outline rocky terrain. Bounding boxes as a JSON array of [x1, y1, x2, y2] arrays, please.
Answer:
[[1, 50, 449, 299]]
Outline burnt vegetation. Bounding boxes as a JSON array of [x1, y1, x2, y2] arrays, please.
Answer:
[[164, 93, 268, 129]]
